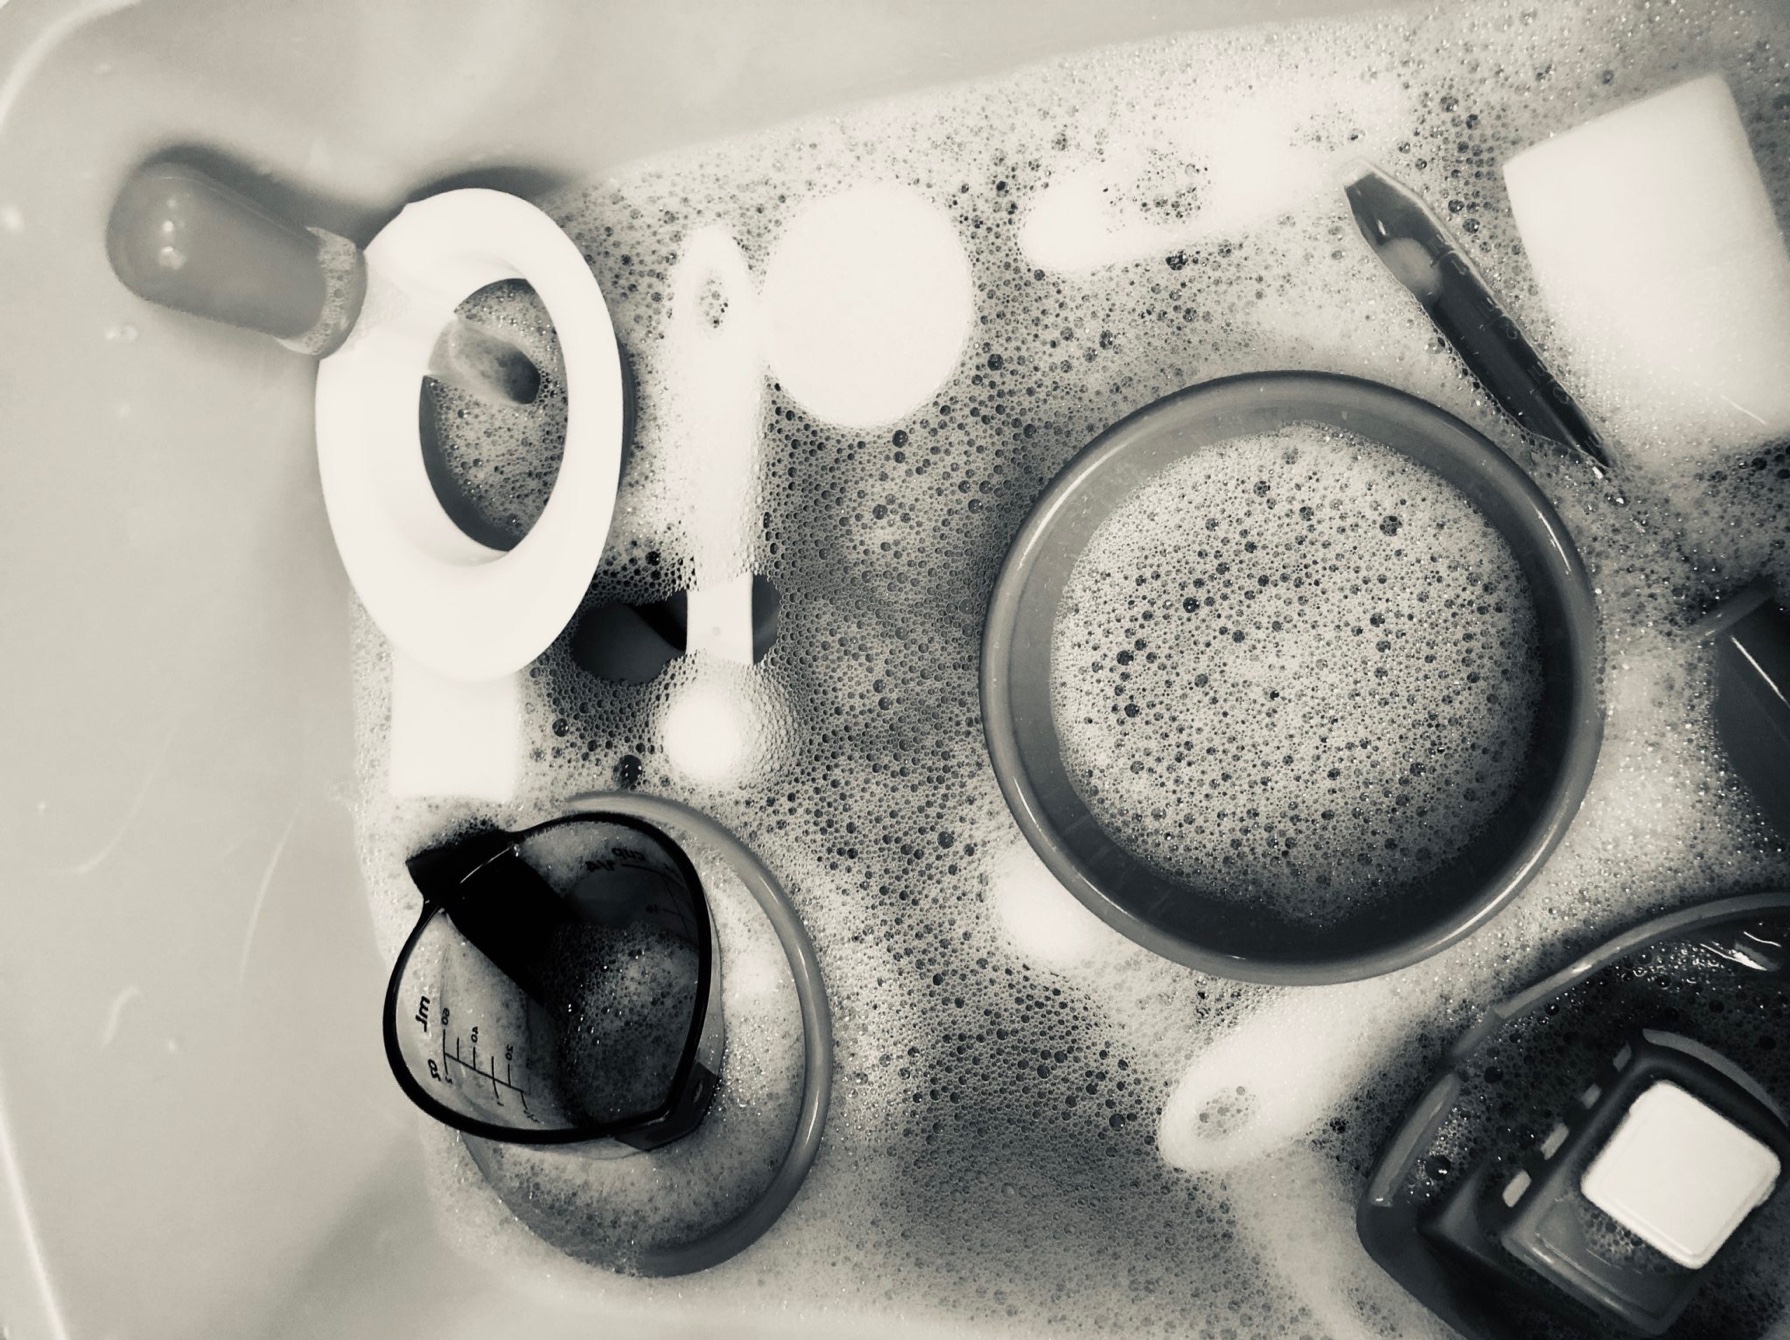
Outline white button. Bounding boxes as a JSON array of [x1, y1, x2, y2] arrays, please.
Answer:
[[1581, 1081, 1780, 1269]]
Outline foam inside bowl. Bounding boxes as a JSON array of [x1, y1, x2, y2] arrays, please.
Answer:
[[985, 376, 1600, 980]]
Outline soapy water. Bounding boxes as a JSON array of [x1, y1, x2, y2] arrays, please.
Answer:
[[350, 0, 1790, 1334], [1051, 424, 1541, 923]]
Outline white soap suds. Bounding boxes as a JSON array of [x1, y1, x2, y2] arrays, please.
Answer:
[[1052, 424, 1541, 923], [350, 1, 1790, 1334]]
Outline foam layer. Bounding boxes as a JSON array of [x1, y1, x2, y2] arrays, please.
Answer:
[[351, 0, 1790, 1335], [1051, 424, 1541, 921]]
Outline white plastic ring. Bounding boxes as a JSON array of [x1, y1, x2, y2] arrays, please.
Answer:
[[315, 189, 623, 682]]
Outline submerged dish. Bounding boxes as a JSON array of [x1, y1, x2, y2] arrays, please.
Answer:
[[982, 372, 1603, 983]]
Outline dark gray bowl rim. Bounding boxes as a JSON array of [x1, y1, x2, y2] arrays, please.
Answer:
[[980, 371, 1604, 985]]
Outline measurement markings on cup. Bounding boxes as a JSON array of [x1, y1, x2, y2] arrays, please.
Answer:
[[438, 1018, 537, 1114]]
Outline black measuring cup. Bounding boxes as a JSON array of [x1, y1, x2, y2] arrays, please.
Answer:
[[383, 811, 721, 1150]]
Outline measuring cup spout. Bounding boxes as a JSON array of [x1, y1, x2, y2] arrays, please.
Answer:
[[407, 828, 590, 1006], [405, 826, 516, 903]]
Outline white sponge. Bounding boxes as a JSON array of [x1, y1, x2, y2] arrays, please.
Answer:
[[1503, 75, 1790, 462]]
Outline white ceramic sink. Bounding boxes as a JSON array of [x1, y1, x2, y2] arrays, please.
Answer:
[[4, 1, 1786, 1338]]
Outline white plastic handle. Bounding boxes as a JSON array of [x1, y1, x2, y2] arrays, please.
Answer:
[[314, 189, 624, 682], [664, 225, 766, 663]]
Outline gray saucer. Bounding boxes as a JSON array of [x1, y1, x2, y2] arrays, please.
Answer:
[[980, 372, 1603, 984]]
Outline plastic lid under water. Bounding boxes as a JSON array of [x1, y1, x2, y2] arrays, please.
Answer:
[[1581, 1081, 1781, 1270]]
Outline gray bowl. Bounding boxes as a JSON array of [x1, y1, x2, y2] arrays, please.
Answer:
[[980, 372, 1603, 984]]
